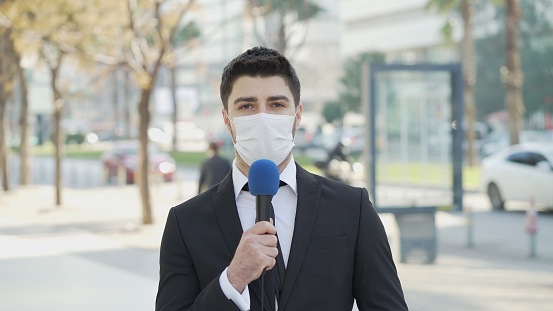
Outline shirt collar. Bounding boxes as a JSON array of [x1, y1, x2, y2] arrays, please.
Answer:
[[232, 156, 298, 199]]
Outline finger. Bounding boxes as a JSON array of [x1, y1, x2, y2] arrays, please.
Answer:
[[258, 234, 278, 247], [248, 221, 276, 235], [261, 245, 279, 258], [264, 258, 277, 271]]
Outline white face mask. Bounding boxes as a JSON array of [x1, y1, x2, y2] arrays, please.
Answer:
[[229, 113, 296, 166]]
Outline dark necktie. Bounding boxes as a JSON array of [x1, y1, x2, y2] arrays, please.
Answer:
[[242, 181, 287, 310], [241, 180, 287, 192]]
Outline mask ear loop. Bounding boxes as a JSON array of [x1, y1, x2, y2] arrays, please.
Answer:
[[292, 107, 300, 140], [224, 110, 238, 145]]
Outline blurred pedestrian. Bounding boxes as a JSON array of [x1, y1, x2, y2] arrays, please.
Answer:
[[198, 142, 231, 194], [327, 140, 350, 163], [324, 140, 352, 182]]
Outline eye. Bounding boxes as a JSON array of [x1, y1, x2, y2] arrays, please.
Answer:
[[239, 103, 253, 110], [271, 102, 286, 108]]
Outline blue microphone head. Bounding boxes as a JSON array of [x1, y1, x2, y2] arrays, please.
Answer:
[[248, 159, 280, 196]]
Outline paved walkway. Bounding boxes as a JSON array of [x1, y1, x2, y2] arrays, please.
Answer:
[[1, 183, 552, 311]]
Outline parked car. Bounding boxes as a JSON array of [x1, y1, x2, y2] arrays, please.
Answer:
[[101, 140, 176, 184], [480, 143, 553, 210], [479, 130, 553, 158], [293, 126, 315, 151]]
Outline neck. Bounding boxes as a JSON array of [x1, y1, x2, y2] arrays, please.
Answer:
[[236, 152, 293, 177]]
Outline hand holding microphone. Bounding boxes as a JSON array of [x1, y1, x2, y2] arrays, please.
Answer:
[[227, 160, 280, 294]]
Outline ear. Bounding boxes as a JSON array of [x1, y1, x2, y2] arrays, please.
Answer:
[[294, 103, 303, 130], [222, 109, 231, 133]]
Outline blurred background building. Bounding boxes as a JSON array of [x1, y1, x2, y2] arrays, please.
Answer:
[[5, 0, 551, 156]]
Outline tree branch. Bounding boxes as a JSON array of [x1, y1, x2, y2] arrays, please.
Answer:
[[126, 0, 149, 71], [168, 0, 196, 44]]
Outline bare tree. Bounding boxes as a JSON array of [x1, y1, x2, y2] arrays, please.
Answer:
[[459, 0, 478, 165], [426, 0, 481, 165], [14, 50, 30, 185], [502, 0, 524, 145], [246, 0, 323, 56], [8, 0, 113, 205], [166, 21, 200, 152], [42, 48, 65, 205], [0, 27, 15, 191], [123, 0, 197, 224], [0, 32, 9, 192], [0, 6, 31, 185]]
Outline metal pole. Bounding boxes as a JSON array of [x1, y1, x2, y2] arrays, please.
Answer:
[[526, 197, 538, 258], [452, 66, 464, 211], [466, 206, 474, 248], [529, 234, 537, 258]]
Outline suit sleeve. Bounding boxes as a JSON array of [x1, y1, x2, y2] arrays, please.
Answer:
[[353, 188, 409, 310], [156, 208, 241, 311]]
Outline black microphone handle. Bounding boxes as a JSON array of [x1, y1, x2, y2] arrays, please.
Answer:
[[256, 195, 273, 223], [255, 194, 273, 311]]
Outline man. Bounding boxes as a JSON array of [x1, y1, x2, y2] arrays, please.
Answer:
[[198, 142, 231, 194], [156, 47, 408, 311]]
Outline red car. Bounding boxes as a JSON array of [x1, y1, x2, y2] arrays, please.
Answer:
[[101, 140, 176, 184]]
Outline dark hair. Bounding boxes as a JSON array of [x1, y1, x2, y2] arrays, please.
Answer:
[[220, 46, 301, 111], [208, 142, 218, 152]]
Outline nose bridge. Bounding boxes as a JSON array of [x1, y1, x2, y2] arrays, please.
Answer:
[[258, 98, 268, 114]]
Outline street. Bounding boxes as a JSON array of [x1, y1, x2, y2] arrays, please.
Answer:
[[1, 176, 552, 310]]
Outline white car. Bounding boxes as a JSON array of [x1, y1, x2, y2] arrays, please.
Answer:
[[480, 143, 553, 210]]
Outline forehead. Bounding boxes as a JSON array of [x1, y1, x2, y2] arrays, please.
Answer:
[[229, 76, 292, 99]]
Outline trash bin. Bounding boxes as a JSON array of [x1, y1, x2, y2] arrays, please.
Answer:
[[392, 206, 437, 264]]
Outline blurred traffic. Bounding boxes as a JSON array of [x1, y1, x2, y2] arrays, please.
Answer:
[[101, 140, 176, 184], [480, 143, 553, 211]]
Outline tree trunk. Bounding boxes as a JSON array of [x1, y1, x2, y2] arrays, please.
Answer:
[[138, 87, 153, 224], [123, 69, 132, 139], [461, 0, 477, 166], [503, 0, 525, 145], [0, 82, 8, 192], [16, 57, 30, 185], [50, 63, 64, 206], [277, 22, 287, 55], [170, 64, 178, 152], [0, 32, 10, 192], [137, 42, 165, 225], [112, 68, 119, 131]]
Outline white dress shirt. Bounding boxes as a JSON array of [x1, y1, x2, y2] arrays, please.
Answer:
[[219, 156, 298, 311]]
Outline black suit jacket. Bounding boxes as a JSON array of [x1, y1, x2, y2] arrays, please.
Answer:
[[156, 163, 408, 311]]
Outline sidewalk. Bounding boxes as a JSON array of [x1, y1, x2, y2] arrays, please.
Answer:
[[1, 183, 552, 311]]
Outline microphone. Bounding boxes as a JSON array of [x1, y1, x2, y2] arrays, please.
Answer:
[[248, 159, 280, 223], [248, 159, 280, 310]]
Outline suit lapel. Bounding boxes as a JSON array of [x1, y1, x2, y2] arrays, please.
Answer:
[[212, 172, 242, 255], [211, 171, 270, 310], [278, 163, 322, 310]]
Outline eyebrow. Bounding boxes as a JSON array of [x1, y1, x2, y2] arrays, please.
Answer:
[[233, 97, 256, 105], [268, 95, 290, 102], [232, 95, 291, 105]]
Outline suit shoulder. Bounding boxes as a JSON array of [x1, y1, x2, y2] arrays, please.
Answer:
[[307, 172, 373, 211], [173, 186, 216, 216], [316, 173, 364, 194]]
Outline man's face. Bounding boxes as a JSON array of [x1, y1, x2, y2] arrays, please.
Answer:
[[222, 76, 302, 141]]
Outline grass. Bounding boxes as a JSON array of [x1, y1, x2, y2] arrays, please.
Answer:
[[18, 142, 105, 159], [168, 151, 208, 166], [18, 143, 479, 189], [376, 162, 480, 190]]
